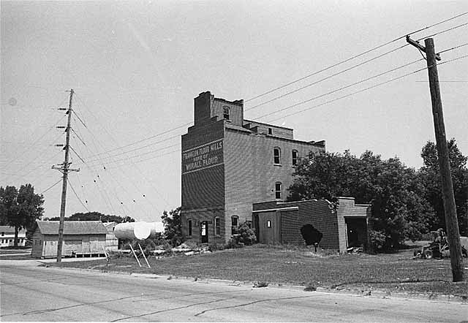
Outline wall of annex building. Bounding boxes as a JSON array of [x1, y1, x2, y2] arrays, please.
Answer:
[[253, 200, 340, 250]]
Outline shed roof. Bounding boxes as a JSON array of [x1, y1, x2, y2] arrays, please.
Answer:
[[36, 221, 107, 235], [0, 226, 21, 234]]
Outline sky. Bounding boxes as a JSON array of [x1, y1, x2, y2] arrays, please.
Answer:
[[1, 0, 467, 223]]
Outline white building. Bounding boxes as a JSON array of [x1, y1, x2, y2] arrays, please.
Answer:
[[0, 226, 27, 247]]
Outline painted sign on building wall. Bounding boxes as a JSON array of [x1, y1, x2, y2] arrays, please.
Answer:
[[182, 139, 224, 174]]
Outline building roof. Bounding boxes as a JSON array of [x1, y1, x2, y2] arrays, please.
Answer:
[[35, 221, 108, 235], [0, 226, 22, 234]]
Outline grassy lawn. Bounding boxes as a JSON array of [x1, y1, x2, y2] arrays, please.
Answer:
[[48, 243, 468, 298]]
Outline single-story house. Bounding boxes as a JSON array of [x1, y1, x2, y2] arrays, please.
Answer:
[[0, 226, 26, 247], [253, 197, 371, 253], [31, 221, 108, 258]]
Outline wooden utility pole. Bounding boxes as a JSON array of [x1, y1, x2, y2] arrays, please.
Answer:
[[52, 89, 79, 262], [407, 36, 464, 281]]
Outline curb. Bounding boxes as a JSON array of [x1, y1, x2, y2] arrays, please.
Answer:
[[127, 273, 468, 303], [35, 263, 468, 304]]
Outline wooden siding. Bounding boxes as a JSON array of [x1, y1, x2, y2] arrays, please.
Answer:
[[31, 233, 106, 258]]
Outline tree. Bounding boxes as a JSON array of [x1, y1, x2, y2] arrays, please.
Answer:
[[46, 212, 135, 223], [161, 207, 184, 247], [288, 151, 434, 250], [419, 139, 468, 235], [0, 184, 44, 247]]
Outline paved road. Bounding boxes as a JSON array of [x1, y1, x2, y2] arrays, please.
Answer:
[[1, 260, 467, 322]]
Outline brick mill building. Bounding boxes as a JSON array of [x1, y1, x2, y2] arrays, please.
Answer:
[[181, 91, 370, 252]]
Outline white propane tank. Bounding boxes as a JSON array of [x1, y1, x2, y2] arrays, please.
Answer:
[[114, 222, 163, 240]]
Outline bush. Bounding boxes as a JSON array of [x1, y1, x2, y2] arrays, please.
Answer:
[[226, 237, 244, 249], [208, 242, 225, 252], [232, 222, 256, 246], [369, 230, 387, 251]]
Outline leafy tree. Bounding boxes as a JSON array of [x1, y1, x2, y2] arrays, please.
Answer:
[[288, 151, 434, 250], [161, 207, 184, 247], [419, 139, 468, 235], [0, 184, 44, 247], [46, 212, 135, 223]]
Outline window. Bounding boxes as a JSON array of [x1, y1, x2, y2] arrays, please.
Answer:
[[268, 128, 272, 135], [231, 215, 239, 234], [273, 147, 281, 164], [292, 150, 298, 166], [188, 219, 192, 236], [215, 217, 221, 236], [275, 182, 282, 199], [267, 220, 272, 228], [223, 106, 230, 120]]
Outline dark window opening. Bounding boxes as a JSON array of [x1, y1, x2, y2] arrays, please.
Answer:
[[188, 219, 192, 236], [268, 128, 272, 135], [292, 150, 298, 165], [223, 107, 230, 120], [231, 215, 239, 234], [275, 182, 282, 199], [274, 147, 281, 164], [215, 217, 221, 236]]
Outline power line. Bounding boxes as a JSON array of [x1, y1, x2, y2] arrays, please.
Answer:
[[416, 21, 468, 42], [77, 51, 467, 169], [75, 91, 190, 158], [71, 95, 167, 215], [68, 179, 90, 212], [246, 44, 410, 112], [2, 113, 66, 168], [82, 133, 180, 164], [39, 179, 62, 195], [66, 13, 468, 162], [245, 12, 468, 103], [84, 143, 180, 169], [438, 42, 468, 54], [267, 54, 468, 123], [254, 58, 424, 120]]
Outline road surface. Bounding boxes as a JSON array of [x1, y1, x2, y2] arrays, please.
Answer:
[[1, 259, 466, 322]]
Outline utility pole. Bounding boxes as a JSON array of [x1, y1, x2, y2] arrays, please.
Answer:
[[52, 89, 80, 263], [407, 36, 464, 281]]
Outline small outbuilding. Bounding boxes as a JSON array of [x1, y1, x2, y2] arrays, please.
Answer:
[[253, 197, 371, 253], [102, 222, 119, 251], [31, 221, 107, 258]]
